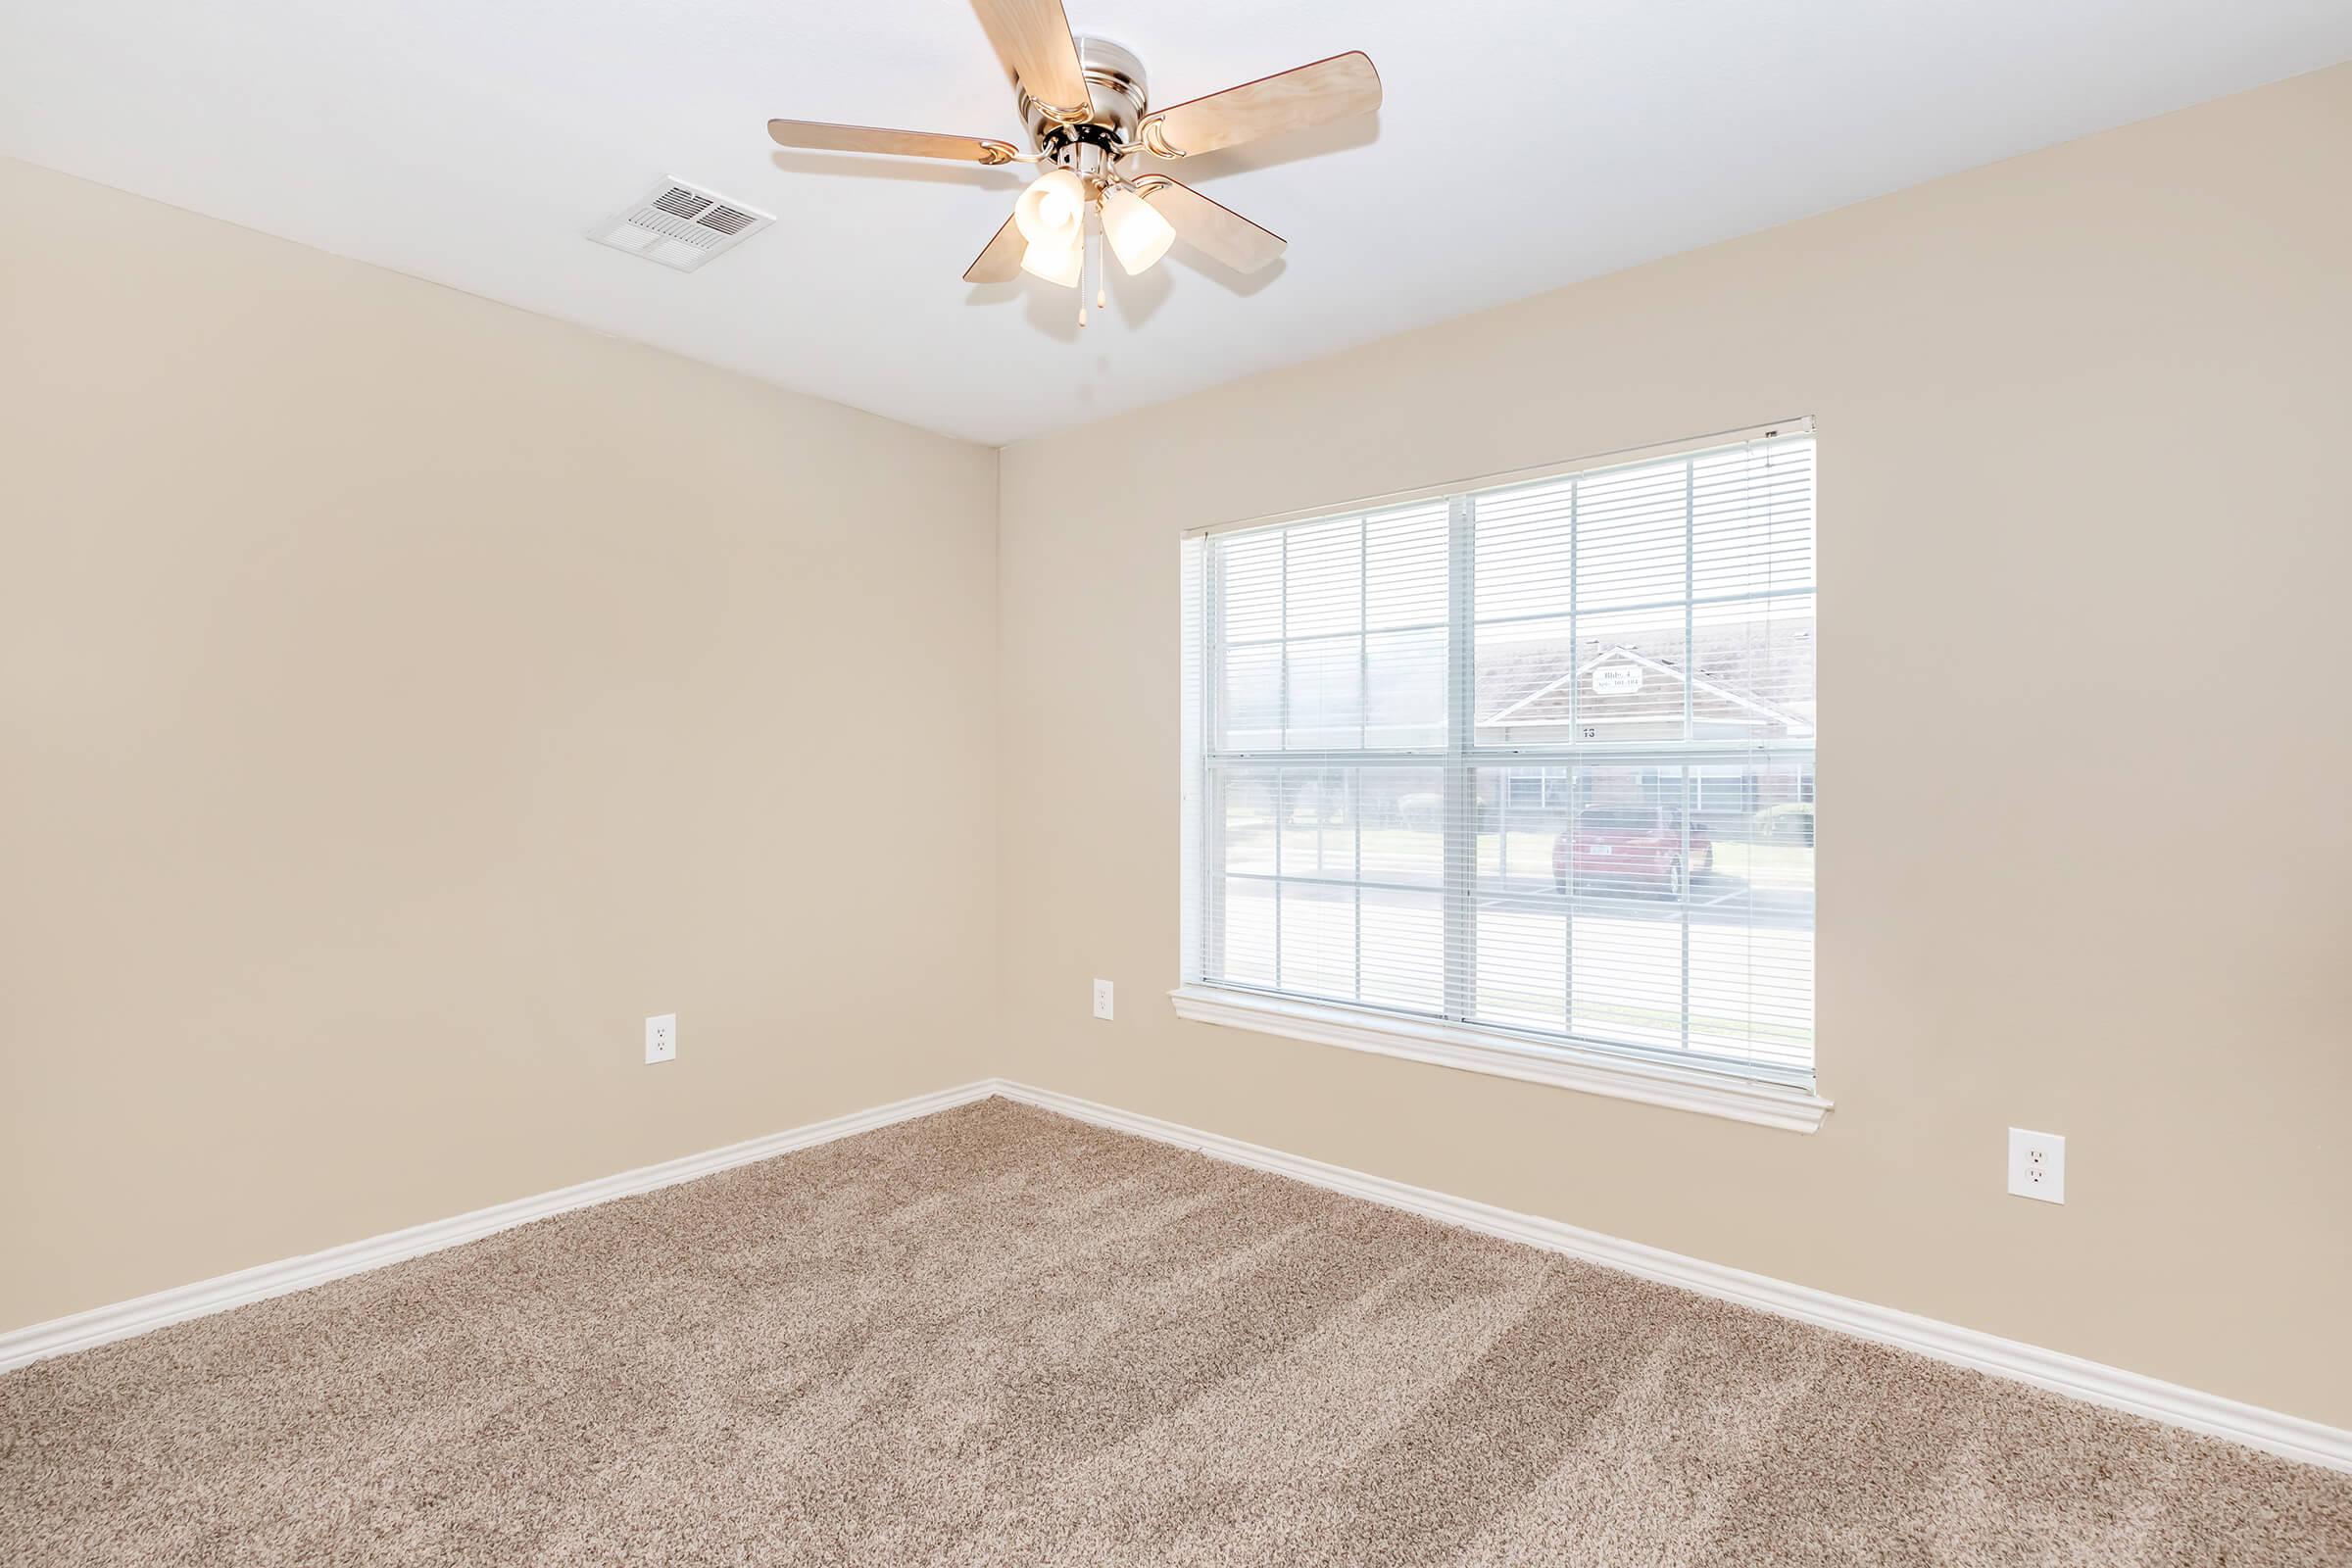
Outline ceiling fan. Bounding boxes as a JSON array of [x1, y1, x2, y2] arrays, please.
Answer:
[[765, 0, 1381, 325]]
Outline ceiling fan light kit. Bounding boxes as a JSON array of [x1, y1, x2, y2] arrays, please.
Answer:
[[1021, 231, 1084, 287], [1101, 185, 1174, 275], [765, 3, 1379, 328]]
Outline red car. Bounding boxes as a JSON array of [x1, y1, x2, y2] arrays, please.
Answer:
[[1553, 806, 1709, 899]]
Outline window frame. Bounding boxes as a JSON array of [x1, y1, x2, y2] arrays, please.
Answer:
[[1176, 420, 1830, 1134]]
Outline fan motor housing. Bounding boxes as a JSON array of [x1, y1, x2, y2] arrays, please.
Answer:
[[1022, 36, 1148, 159]]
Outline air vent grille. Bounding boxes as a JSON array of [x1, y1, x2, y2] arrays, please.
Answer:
[[591, 179, 773, 272]]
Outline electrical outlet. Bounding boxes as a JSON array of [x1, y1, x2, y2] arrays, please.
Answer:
[[1092, 979, 1113, 1020], [2007, 1127, 2064, 1203], [645, 1012, 676, 1065]]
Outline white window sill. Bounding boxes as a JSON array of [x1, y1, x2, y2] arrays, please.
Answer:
[[1168, 986, 1832, 1135]]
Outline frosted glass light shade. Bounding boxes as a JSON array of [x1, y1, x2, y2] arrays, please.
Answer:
[[1014, 170, 1086, 248], [1102, 186, 1175, 275], [1020, 235, 1082, 286]]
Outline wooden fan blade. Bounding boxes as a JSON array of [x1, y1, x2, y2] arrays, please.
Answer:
[[767, 119, 1019, 166], [1141, 179, 1286, 273], [1140, 52, 1381, 161], [963, 215, 1025, 283], [970, 0, 1091, 120]]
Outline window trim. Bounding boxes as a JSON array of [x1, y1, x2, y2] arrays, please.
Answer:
[[1170, 985, 1833, 1134], [1179, 419, 1822, 1130]]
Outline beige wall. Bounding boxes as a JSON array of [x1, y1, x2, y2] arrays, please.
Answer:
[[998, 66, 2352, 1426], [0, 159, 1000, 1333]]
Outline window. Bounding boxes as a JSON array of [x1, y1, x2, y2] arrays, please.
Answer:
[[1178, 427, 1826, 1131]]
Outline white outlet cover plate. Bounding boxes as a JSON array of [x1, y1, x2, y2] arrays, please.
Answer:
[[645, 1012, 676, 1065], [2007, 1127, 2064, 1203], [1093, 979, 1113, 1021]]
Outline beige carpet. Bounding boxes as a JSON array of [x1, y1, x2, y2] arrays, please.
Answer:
[[3, 1098, 2347, 1565]]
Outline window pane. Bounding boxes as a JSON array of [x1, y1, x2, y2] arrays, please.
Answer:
[[1473, 478, 1573, 619], [1208, 505, 1446, 756], [1358, 766, 1445, 887], [1692, 441, 1814, 599], [1360, 889, 1444, 1014], [1691, 596, 1815, 738], [1476, 616, 1576, 747], [1214, 766, 1280, 875], [1219, 642, 1280, 750], [1576, 458, 1689, 611], [1216, 876, 1277, 988], [1366, 504, 1448, 628], [1571, 910, 1686, 1052], [1218, 532, 1283, 643], [1200, 764, 1446, 1016], [1282, 516, 1363, 639], [1276, 769, 1357, 881], [1284, 635, 1362, 748], [1477, 899, 1566, 1033], [1690, 760, 1816, 1070], [1366, 628, 1445, 748], [1278, 881, 1356, 1003]]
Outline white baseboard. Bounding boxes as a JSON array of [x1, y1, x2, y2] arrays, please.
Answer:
[[7, 1074, 2346, 1477], [0, 1080, 997, 1374], [987, 1077, 2352, 1475]]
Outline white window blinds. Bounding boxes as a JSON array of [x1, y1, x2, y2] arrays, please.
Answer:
[[1180, 430, 1815, 1088]]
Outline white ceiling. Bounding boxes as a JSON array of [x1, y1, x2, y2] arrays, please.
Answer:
[[5, 2, 2347, 446]]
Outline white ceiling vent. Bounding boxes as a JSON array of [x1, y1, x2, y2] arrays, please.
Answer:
[[590, 180, 773, 271]]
